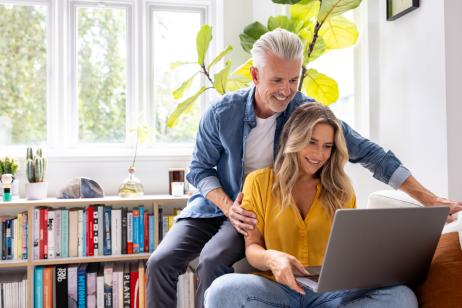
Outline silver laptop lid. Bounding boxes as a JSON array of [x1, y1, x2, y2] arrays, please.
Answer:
[[316, 207, 448, 292]]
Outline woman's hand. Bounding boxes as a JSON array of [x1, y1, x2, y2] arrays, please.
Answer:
[[265, 250, 309, 295]]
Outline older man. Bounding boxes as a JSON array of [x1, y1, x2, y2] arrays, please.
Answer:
[[146, 28, 462, 308]]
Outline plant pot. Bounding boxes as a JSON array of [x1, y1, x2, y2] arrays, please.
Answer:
[[25, 182, 48, 200]]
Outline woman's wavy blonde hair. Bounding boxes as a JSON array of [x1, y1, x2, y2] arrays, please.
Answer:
[[272, 103, 354, 217]]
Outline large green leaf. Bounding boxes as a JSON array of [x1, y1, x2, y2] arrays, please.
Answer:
[[167, 87, 207, 128], [290, 0, 320, 23], [196, 25, 213, 65], [207, 45, 233, 71], [319, 15, 358, 49], [239, 22, 268, 53], [232, 58, 253, 79], [268, 16, 296, 32], [172, 72, 199, 100], [318, 0, 362, 23], [226, 75, 251, 92], [272, 0, 305, 4], [302, 69, 338, 105], [213, 60, 232, 95]]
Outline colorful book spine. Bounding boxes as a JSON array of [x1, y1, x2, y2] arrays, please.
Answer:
[[68, 265, 78, 308], [77, 264, 87, 308], [93, 205, 99, 257], [144, 212, 149, 253], [96, 267, 104, 308], [139, 207, 144, 253], [47, 211, 55, 259], [86, 264, 98, 308], [87, 206, 94, 256], [22, 212, 28, 259], [61, 208, 69, 258], [132, 209, 139, 254], [33, 209, 40, 260], [34, 266, 44, 308], [139, 261, 146, 308], [103, 207, 112, 255], [122, 208, 127, 254], [43, 267, 53, 308], [17, 214, 22, 260], [55, 209, 61, 257], [158, 208, 163, 242], [123, 264, 130, 308], [68, 209, 78, 258], [149, 215, 155, 252], [55, 265, 68, 307], [127, 212, 133, 254]]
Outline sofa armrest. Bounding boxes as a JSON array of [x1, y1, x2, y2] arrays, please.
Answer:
[[367, 190, 422, 209]]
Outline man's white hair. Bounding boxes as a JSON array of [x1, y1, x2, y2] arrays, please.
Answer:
[[250, 28, 304, 69]]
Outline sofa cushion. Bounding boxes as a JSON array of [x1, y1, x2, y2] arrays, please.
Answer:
[[414, 232, 462, 307]]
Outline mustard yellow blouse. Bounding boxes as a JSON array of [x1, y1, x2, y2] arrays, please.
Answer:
[[241, 167, 356, 271]]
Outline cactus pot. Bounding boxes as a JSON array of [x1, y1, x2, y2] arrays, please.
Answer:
[[25, 182, 48, 200]]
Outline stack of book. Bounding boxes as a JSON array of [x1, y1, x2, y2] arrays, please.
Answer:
[[158, 208, 182, 242], [176, 267, 196, 308], [34, 205, 158, 259], [1, 212, 28, 260], [34, 261, 146, 308], [0, 272, 27, 308]]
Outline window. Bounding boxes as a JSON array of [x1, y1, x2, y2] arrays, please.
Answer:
[[149, 7, 204, 143], [0, 0, 215, 153], [0, 2, 48, 146], [72, 3, 130, 144]]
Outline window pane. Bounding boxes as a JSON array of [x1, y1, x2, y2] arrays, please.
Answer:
[[76, 6, 127, 143], [0, 4, 47, 145], [151, 10, 202, 143]]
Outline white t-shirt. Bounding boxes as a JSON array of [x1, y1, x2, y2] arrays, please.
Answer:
[[243, 113, 279, 178]]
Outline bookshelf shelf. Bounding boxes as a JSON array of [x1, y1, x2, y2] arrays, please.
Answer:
[[32, 253, 152, 266], [0, 260, 29, 269], [0, 194, 189, 308]]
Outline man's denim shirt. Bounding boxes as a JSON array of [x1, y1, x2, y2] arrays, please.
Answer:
[[179, 87, 411, 219]]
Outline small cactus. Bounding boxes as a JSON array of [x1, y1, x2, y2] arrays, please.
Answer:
[[26, 147, 46, 183]]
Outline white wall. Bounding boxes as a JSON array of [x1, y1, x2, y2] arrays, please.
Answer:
[[358, 0, 462, 203]]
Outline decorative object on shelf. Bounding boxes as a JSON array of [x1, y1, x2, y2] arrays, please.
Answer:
[[118, 166, 144, 197], [169, 168, 185, 197], [25, 147, 48, 200], [387, 0, 419, 21], [1, 173, 13, 201], [0, 156, 19, 198], [57, 177, 104, 199]]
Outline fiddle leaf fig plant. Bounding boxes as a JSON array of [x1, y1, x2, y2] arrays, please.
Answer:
[[168, 0, 361, 127]]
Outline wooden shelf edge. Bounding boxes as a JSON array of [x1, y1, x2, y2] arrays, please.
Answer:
[[0, 260, 29, 269], [32, 253, 152, 266]]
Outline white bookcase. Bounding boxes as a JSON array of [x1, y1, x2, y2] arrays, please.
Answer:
[[0, 194, 188, 308]]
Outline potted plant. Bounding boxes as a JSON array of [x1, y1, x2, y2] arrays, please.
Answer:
[[0, 156, 20, 198], [25, 147, 48, 200]]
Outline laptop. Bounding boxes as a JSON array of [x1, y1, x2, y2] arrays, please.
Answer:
[[296, 207, 449, 292]]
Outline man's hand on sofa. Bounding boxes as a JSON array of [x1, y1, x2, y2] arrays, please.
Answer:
[[400, 175, 462, 222]]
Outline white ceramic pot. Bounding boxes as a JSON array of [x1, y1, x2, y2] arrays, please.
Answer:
[[25, 182, 48, 200]]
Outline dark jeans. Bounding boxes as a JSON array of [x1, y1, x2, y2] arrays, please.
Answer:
[[146, 217, 245, 308]]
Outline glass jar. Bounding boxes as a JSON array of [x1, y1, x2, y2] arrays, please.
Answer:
[[118, 167, 144, 197]]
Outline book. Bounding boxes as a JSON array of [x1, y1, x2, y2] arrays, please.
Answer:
[[47, 211, 55, 259], [139, 207, 144, 253], [112, 209, 122, 255], [43, 267, 53, 308], [123, 264, 131, 308], [86, 263, 98, 308], [104, 263, 113, 308], [61, 208, 69, 258], [144, 212, 149, 253], [132, 209, 139, 253], [96, 266, 105, 308], [87, 206, 94, 256], [68, 265, 78, 308], [77, 264, 88, 308], [122, 208, 127, 254], [82, 209, 86, 257], [158, 208, 163, 242], [129, 264, 139, 308], [127, 212, 133, 254], [97, 205, 104, 256], [55, 209, 61, 257], [112, 263, 121, 308], [55, 265, 68, 308], [22, 211, 28, 259], [34, 266, 44, 308], [149, 215, 155, 252], [103, 207, 112, 256], [93, 205, 99, 256], [77, 209, 84, 257], [68, 209, 79, 258]]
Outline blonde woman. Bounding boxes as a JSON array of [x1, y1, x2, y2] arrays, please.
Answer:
[[204, 103, 418, 308]]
